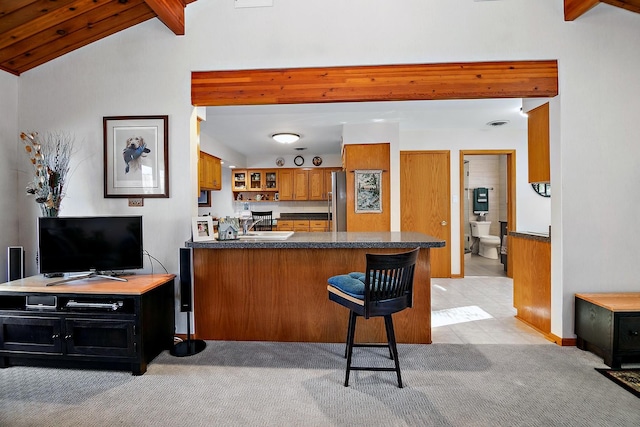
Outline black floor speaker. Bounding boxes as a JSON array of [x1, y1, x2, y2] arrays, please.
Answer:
[[7, 246, 25, 282], [171, 247, 206, 357]]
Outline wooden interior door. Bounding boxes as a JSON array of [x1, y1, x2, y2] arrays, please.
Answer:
[[400, 151, 451, 278]]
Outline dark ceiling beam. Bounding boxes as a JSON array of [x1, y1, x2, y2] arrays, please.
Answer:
[[144, 0, 186, 35], [565, 0, 640, 20], [565, 0, 600, 20], [601, 0, 640, 14]]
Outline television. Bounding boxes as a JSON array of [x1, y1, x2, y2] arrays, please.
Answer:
[[38, 216, 143, 280]]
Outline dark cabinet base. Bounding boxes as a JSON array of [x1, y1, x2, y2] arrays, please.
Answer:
[[575, 294, 640, 368], [0, 275, 175, 375]]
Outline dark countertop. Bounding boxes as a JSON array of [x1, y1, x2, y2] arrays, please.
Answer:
[[187, 231, 445, 249], [509, 231, 550, 243], [278, 212, 330, 220]]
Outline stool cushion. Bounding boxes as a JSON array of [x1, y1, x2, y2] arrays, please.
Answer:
[[328, 274, 365, 298]]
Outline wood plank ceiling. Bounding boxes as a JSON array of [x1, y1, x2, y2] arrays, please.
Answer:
[[0, 1, 636, 76], [565, 0, 640, 20], [0, 0, 196, 76]]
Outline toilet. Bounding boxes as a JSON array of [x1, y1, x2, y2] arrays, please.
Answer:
[[470, 221, 501, 259]]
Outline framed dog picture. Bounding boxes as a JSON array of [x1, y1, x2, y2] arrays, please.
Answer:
[[103, 115, 169, 198]]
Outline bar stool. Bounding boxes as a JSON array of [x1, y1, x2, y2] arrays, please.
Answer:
[[251, 211, 272, 231], [327, 248, 419, 388]]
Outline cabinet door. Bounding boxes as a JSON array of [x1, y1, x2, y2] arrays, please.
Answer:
[[211, 156, 221, 190], [0, 315, 63, 354], [293, 169, 309, 200], [308, 169, 324, 200], [249, 170, 263, 191], [293, 220, 310, 232], [324, 169, 337, 200], [310, 220, 328, 232], [264, 170, 278, 191], [277, 220, 294, 231], [233, 170, 247, 191], [279, 169, 294, 200], [64, 318, 135, 357], [527, 103, 550, 183]]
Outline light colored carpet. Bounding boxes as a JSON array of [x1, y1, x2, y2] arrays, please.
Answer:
[[1, 341, 639, 426]]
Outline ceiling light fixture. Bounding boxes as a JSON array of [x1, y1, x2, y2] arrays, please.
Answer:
[[272, 133, 300, 144]]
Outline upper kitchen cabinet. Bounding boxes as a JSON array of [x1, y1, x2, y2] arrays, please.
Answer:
[[309, 168, 341, 201], [279, 168, 311, 201], [528, 103, 550, 183], [199, 152, 222, 191], [232, 170, 247, 191], [248, 170, 278, 192]]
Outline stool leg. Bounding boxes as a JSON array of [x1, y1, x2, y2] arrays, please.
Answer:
[[383, 314, 394, 360], [344, 310, 355, 358], [384, 314, 402, 388], [345, 311, 357, 387]]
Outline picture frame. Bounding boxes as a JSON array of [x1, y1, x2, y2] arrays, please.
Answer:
[[103, 115, 169, 198], [198, 190, 211, 207], [192, 216, 215, 242], [355, 170, 382, 213]]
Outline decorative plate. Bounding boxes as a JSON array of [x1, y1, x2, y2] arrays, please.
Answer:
[[312, 156, 323, 166], [294, 155, 304, 166], [275, 157, 285, 167]]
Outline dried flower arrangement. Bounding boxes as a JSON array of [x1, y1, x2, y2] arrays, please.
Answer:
[[20, 131, 74, 217]]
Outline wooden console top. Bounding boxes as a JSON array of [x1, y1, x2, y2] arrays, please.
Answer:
[[575, 293, 640, 312], [0, 274, 175, 295]]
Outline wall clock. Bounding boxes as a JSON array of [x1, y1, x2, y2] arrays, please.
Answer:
[[294, 155, 304, 166]]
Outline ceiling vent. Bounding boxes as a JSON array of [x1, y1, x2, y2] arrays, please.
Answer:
[[486, 120, 510, 127], [294, 147, 307, 151]]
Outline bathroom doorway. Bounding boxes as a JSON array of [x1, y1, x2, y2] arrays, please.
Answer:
[[459, 150, 515, 278]]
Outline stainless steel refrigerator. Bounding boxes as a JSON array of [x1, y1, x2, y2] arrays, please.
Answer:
[[329, 171, 347, 231]]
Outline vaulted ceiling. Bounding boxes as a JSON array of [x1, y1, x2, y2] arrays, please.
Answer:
[[565, 0, 640, 20], [0, 0, 196, 76], [0, 1, 637, 76]]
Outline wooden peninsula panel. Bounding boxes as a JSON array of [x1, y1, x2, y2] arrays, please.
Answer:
[[193, 247, 432, 344], [511, 232, 551, 334]]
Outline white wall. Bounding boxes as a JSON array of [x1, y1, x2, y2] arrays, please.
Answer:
[[6, 0, 640, 338], [0, 71, 19, 282]]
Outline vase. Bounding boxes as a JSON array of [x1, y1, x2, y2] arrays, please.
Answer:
[[41, 206, 59, 217]]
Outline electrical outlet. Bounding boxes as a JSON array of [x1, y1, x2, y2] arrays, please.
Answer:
[[128, 198, 144, 207]]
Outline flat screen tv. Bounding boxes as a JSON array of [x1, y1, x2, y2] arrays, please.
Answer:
[[38, 216, 143, 279]]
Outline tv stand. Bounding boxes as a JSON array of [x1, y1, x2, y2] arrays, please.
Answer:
[[46, 271, 128, 287], [0, 274, 175, 375]]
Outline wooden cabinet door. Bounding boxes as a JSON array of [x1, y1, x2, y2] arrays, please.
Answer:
[[249, 170, 263, 191], [211, 156, 221, 190], [308, 169, 324, 200], [278, 169, 294, 200], [323, 168, 337, 200], [264, 170, 278, 191], [292, 169, 309, 200], [293, 220, 310, 231], [528, 102, 550, 183], [232, 170, 247, 191]]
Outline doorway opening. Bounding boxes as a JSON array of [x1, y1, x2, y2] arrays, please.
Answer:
[[459, 150, 515, 278]]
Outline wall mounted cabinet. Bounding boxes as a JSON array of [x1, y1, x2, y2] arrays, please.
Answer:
[[199, 152, 221, 191], [527, 102, 550, 183]]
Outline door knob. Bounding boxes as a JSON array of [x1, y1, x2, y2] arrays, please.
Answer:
[[441, 221, 448, 226]]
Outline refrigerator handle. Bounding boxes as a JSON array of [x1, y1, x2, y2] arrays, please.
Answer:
[[327, 191, 332, 230]]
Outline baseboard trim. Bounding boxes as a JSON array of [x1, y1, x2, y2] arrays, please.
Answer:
[[515, 316, 576, 346]]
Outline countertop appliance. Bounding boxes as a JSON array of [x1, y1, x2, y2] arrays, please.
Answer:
[[329, 171, 347, 231]]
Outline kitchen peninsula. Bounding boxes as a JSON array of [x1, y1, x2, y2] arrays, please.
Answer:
[[186, 232, 444, 344]]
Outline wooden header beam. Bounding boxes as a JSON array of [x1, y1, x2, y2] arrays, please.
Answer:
[[192, 60, 558, 107]]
